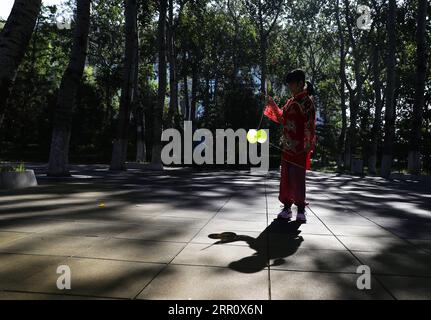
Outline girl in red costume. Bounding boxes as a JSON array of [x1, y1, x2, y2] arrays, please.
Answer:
[[264, 69, 316, 223]]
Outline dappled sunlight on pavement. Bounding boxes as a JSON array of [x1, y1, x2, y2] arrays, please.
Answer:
[[0, 165, 430, 299]]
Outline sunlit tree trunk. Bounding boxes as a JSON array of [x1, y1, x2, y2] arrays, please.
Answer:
[[110, 0, 138, 170], [335, 0, 347, 170], [190, 64, 197, 124], [408, 0, 428, 175], [381, 0, 397, 178], [48, 0, 90, 176], [369, 45, 383, 175], [0, 0, 41, 128], [342, 0, 365, 170], [183, 56, 190, 120], [151, 0, 167, 166]]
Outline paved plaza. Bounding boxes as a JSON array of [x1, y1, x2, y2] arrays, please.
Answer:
[[0, 164, 430, 299]]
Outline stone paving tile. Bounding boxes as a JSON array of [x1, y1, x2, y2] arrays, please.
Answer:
[[306, 204, 360, 218], [0, 234, 104, 257], [104, 212, 161, 224], [221, 200, 268, 212], [214, 211, 268, 222], [0, 219, 54, 233], [375, 275, 431, 300], [290, 222, 332, 235], [14, 257, 164, 299], [354, 251, 431, 277], [407, 239, 431, 254], [157, 210, 217, 220], [270, 270, 393, 300], [324, 224, 396, 237], [35, 221, 134, 238], [204, 219, 268, 232], [0, 201, 131, 222], [337, 235, 422, 253], [0, 232, 30, 246], [0, 253, 66, 290], [318, 216, 379, 226], [365, 216, 410, 228], [269, 248, 361, 273], [190, 228, 261, 246], [148, 216, 210, 229], [385, 224, 431, 240], [270, 234, 347, 251], [128, 202, 175, 214], [171, 243, 265, 269], [79, 238, 185, 263], [114, 225, 201, 243], [137, 264, 269, 300]]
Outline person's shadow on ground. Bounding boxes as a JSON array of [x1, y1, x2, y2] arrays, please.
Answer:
[[207, 219, 304, 273]]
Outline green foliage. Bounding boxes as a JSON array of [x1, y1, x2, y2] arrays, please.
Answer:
[[1, 0, 429, 173], [0, 162, 25, 173]]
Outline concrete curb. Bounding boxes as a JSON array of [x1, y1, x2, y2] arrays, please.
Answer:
[[0, 170, 38, 189]]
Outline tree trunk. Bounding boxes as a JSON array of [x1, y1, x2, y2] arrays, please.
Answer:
[[260, 36, 267, 95], [168, 0, 178, 124], [335, 0, 347, 170], [0, 0, 41, 128], [151, 0, 167, 166], [344, 92, 358, 169], [369, 45, 383, 175], [47, 0, 90, 176], [110, 0, 138, 170], [190, 63, 198, 124], [135, 94, 146, 163], [381, 0, 397, 178], [408, 0, 428, 175], [214, 76, 218, 108], [204, 75, 210, 118], [182, 52, 189, 120], [342, 0, 365, 170], [133, 42, 145, 163]]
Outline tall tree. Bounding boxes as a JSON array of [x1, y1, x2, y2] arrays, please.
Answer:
[[408, 0, 428, 175], [167, 0, 184, 124], [48, 0, 91, 176], [182, 50, 190, 120], [368, 0, 385, 175], [335, 0, 347, 170], [244, 0, 283, 95], [226, 0, 244, 85], [342, 0, 371, 169], [0, 0, 42, 128], [110, 0, 138, 170], [368, 44, 384, 174], [381, 0, 397, 178], [151, 0, 167, 166]]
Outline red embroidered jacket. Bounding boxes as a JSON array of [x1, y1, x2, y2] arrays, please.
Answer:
[[264, 91, 316, 170]]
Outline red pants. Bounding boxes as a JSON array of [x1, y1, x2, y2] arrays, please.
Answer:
[[279, 161, 306, 207]]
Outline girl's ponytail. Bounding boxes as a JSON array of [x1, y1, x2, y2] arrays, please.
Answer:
[[306, 81, 314, 96]]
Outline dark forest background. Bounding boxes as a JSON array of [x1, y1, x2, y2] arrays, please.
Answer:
[[0, 0, 429, 177]]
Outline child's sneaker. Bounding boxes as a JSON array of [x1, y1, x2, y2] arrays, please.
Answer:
[[277, 208, 292, 220], [296, 212, 307, 224]]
